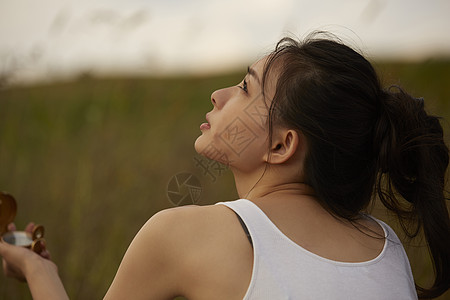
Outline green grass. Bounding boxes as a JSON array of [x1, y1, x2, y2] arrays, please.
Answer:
[[0, 60, 449, 299]]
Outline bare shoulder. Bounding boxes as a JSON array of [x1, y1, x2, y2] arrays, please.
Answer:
[[149, 203, 231, 229], [145, 203, 239, 245], [148, 203, 251, 262], [148, 203, 253, 299], [105, 203, 252, 299]]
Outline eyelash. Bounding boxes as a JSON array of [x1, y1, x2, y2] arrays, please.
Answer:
[[239, 79, 248, 93]]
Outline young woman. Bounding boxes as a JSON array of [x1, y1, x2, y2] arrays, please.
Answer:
[[1, 33, 449, 299]]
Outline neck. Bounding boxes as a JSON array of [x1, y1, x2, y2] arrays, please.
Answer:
[[231, 164, 315, 201]]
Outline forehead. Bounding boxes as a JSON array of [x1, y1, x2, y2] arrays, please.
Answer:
[[250, 56, 268, 75], [250, 56, 277, 98]]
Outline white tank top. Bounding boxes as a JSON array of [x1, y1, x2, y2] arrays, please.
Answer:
[[216, 199, 417, 300]]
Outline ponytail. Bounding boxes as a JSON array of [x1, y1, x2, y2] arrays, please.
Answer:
[[374, 86, 450, 298]]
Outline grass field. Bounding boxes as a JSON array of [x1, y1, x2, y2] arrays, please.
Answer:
[[1, 60, 449, 299]]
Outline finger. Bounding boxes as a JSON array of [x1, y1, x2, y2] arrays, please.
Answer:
[[32, 239, 50, 259], [38, 240, 51, 259], [25, 222, 35, 233], [40, 249, 51, 260], [7, 223, 16, 231]]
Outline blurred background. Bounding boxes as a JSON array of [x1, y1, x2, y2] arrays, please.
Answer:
[[1, 0, 449, 299]]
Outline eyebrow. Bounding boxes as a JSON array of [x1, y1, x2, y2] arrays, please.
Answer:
[[247, 66, 261, 85]]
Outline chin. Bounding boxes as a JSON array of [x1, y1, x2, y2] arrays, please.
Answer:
[[194, 135, 205, 155]]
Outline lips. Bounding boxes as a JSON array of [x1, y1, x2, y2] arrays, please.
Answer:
[[200, 113, 211, 130]]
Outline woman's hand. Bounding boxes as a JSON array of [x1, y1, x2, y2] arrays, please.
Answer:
[[0, 223, 69, 300], [0, 223, 51, 281]]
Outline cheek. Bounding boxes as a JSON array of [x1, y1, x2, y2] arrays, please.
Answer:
[[232, 137, 268, 171], [195, 98, 269, 166], [195, 121, 268, 168]]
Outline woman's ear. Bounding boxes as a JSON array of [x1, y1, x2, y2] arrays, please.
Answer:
[[265, 129, 300, 164]]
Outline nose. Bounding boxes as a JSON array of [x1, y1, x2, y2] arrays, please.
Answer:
[[211, 87, 233, 109], [211, 90, 218, 106]]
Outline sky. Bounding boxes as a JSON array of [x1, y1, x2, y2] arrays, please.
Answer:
[[1, 0, 450, 85]]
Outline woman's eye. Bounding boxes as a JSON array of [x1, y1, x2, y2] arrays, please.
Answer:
[[240, 79, 248, 93]]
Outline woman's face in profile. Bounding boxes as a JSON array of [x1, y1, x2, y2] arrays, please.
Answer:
[[194, 57, 277, 172]]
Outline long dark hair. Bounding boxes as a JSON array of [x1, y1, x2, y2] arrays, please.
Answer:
[[262, 33, 449, 298]]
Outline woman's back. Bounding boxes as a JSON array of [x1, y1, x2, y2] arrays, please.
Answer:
[[216, 198, 416, 299], [163, 193, 416, 299]]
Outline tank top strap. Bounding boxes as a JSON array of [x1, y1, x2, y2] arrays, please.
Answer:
[[215, 199, 283, 250]]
